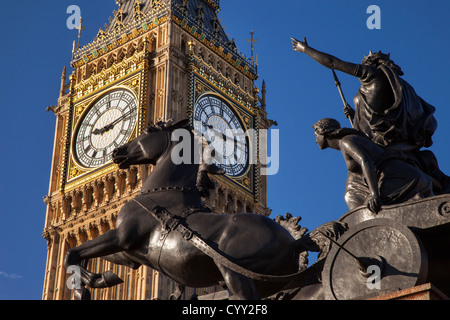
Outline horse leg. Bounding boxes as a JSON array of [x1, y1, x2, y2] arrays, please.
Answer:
[[215, 262, 260, 300], [65, 229, 125, 288], [169, 283, 185, 300], [101, 252, 142, 270], [69, 260, 92, 300], [65, 229, 122, 265]]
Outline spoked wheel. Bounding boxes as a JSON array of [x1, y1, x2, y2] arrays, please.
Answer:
[[322, 218, 428, 300]]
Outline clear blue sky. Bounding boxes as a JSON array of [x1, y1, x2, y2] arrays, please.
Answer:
[[0, 0, 449, 299]]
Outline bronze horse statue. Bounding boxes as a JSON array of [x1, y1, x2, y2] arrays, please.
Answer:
[[64, 119, 344, 300]]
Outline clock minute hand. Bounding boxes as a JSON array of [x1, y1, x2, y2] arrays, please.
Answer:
[[204, 123, 241, 143], [92, 110, 132, 135], [110, 109, 132, 127]]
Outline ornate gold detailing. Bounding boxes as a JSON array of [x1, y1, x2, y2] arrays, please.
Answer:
[[66, 72, 143, 190], [173, 15, 257, 80], [134, 0, 144, 20], [73, 53, 144, 103], [190, 54, 258, 116], [190, 69, 257, 198], [72, 13, 168, 68], [114, 9, 126, 31]]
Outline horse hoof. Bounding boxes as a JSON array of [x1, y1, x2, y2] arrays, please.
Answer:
[[73, 287, 91, 300], [64, 249, 81, 268], [169, 294, 180, 300], [91, 271, 123, 288]]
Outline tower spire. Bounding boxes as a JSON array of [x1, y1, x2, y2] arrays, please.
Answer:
[[261, 80, 266, 112], [247, 30, 257, 65], [75, 16, 85, 49], [60, 66, 67, 98]]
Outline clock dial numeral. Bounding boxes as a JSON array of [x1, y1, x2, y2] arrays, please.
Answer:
[[193, 94, 249, 177], [73, 89, 138, 169]]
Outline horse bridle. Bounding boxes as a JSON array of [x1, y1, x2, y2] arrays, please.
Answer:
[[139, 186, 200, 196], [132, 197, 324, 287]]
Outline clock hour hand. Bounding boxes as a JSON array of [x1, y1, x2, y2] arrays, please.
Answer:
[[92, 124, 113, 135], [201, 122, 246, 155], [92, 110, 132, 135]]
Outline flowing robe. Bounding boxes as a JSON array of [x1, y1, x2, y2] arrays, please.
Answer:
[[352, 64, 437, 152], [345, 64, 438, 209]]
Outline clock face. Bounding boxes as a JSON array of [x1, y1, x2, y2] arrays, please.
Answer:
[[193, 94, 249, 177], [73, 89, 138, 168]]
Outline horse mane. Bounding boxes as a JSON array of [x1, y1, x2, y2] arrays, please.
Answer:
[[144, 118, 191, 133], [196, 137, 226, 197], [145, 119, 225, 197]]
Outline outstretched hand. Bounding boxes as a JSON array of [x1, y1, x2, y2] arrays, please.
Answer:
[[291, 37, 308, 53]]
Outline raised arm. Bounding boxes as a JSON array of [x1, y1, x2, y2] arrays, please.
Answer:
[[291, 38, 360, 77]]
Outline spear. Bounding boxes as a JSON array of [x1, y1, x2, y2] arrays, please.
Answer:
[[332, 69, 354, 127]]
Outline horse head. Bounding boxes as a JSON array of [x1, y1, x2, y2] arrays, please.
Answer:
[[112, 119, 190, 169], [112, 118, 224, 197]]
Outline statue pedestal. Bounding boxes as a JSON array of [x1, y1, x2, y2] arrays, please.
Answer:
[[369, 283, 449, 300]]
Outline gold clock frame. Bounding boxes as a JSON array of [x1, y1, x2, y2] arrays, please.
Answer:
[[71, 87, 139, 168], [64, 70, 146, 193], [189, 55, 259, 199], [193, 91, 252, 179]]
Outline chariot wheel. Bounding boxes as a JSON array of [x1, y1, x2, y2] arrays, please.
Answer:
[[322, 218, 428, 300]]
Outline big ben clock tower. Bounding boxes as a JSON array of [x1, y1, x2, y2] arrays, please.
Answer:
[[43, 0, 272, 300]]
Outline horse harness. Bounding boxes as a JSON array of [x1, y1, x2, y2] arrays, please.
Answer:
[[132, 194, 324, 285]]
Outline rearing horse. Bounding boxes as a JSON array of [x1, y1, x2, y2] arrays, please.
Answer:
[[64, 119, 322, 299]]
